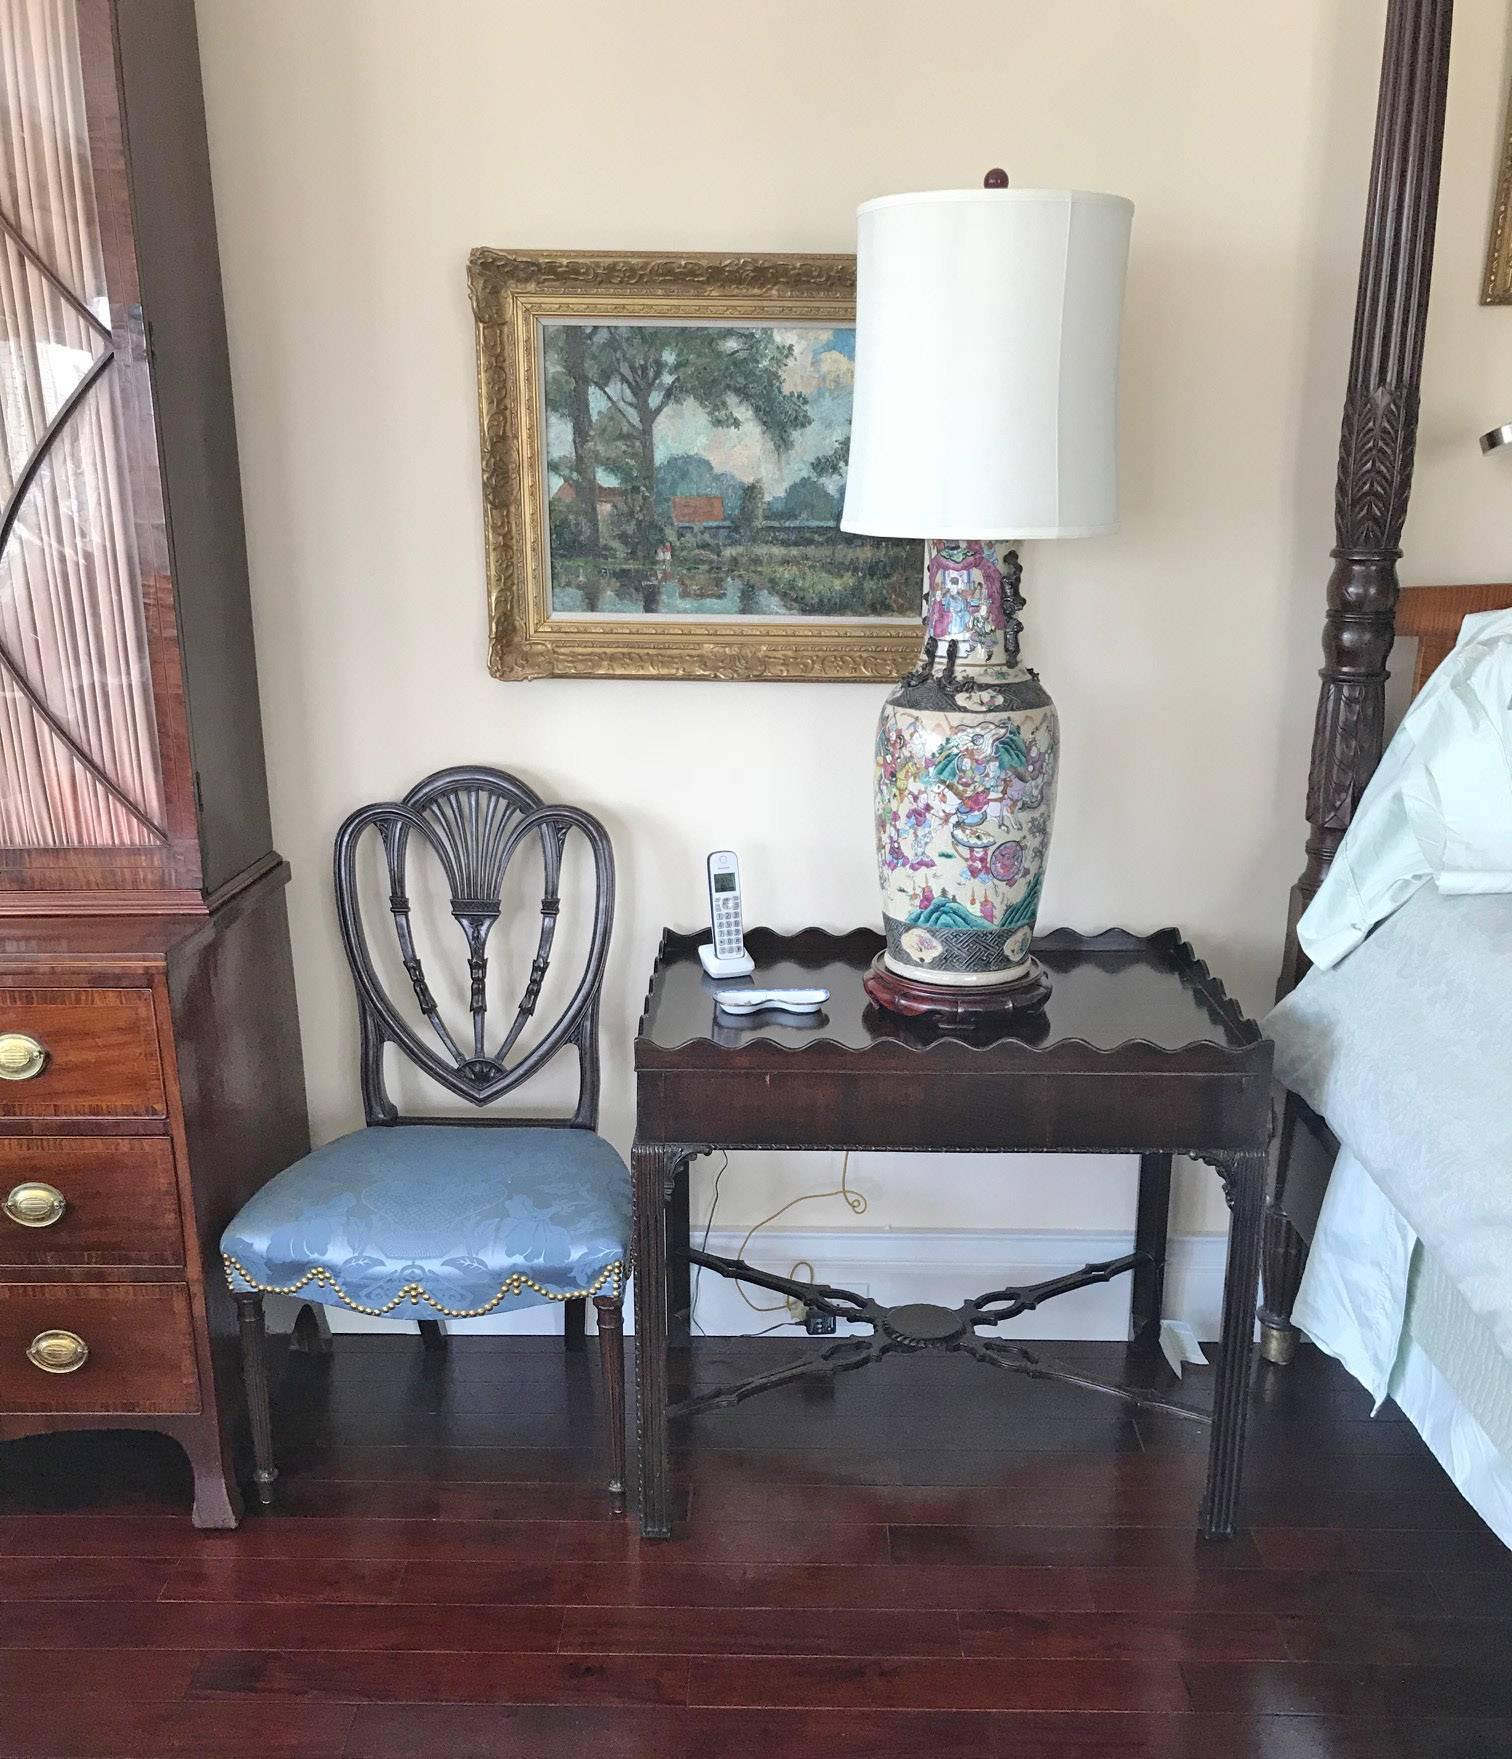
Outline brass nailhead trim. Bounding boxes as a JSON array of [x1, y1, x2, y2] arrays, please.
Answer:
[[221, 1252, 623, 1317]]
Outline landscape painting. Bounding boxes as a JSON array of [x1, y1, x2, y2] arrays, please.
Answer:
[[470, 249, 923, 681], [543, 321, 916, 623]]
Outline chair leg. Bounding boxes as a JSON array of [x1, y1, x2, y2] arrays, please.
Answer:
[[290, 1302, 333, 1357], [594, 1295, 626, 1516], [234, 1293, 277, 1509], [564, 1296, 587, 1354], [418, 1318, 448, 1351]]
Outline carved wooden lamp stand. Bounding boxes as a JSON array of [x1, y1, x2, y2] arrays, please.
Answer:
[[842, 174, 1133, 1023]]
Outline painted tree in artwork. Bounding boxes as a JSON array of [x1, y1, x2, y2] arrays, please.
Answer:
[[586, 328, 811, 555], [811, 432, 849, 487], [543, 326, 601, 554], [735, 481, 766, 540]]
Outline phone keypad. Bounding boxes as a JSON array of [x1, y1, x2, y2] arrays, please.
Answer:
[[714, 893, 742, 953]]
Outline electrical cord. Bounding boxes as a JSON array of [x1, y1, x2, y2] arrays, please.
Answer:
[[733, 1151, 868, 1315], [689, 1151, 869, 1328], [690, 1150, 729, 1336]]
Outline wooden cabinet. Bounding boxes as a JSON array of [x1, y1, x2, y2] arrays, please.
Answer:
[[0, 1, 310, 1524], [0, 893, 310, 1526]]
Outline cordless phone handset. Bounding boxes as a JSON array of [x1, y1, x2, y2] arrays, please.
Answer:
[[708, 850, 744, 956], [699, 849, 755, 978]]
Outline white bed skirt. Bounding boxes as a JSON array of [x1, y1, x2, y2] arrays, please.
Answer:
[[1387, 1328, 1512, 1548], [1296, 1147, 1512, 1551]]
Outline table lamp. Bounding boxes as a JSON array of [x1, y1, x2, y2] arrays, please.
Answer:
[[843, 174, 1133, 1022]]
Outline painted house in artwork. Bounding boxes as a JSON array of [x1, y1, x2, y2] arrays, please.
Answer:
[[552, 482, 626, 519], [670, 495, 726, 535]]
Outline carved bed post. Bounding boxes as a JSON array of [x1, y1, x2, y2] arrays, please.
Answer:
[[1262, 0, 1454, 1364]]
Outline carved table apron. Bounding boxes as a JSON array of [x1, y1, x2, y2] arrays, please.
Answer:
[[632, 926, 1273, 1542]]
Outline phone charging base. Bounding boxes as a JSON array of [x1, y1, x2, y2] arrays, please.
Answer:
[[700, 942, 755, 979]]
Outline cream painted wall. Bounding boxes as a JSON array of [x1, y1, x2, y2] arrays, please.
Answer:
[[193, 0, 1512, 1294]]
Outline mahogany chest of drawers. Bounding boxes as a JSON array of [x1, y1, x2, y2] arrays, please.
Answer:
[[0, 873, 309, 1526], [0, 1, 313, 1525]]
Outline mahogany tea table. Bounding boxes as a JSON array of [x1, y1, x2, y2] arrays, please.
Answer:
[[631, 927, 1273, 1542]]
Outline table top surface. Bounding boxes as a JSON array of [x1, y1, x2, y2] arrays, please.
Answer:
[[635, 925, 1267, 1072]]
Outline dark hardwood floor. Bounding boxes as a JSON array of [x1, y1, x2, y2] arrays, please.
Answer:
[[0, 1333, 1507, 1756]]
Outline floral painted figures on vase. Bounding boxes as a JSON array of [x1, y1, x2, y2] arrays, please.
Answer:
[[872, 541, 1058, 999]]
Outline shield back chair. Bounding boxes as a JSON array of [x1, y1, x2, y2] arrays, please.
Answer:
[[220, 766, 629, 1512]]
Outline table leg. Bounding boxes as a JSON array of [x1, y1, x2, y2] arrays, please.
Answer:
[[668, 1156, 693, 1348], [631, 1139, 677, 1540], [1200, 1149, 1266, 1540], [1131, 1152, 1172, 1352]]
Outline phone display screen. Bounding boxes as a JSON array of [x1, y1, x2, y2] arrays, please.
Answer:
[[713, 871, 736, 894]]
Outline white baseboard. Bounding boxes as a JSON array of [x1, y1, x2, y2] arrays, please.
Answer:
[[274, 1226, 1228, 1342]]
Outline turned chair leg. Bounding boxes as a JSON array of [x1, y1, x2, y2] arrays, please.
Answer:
[[290, 1301, 333, 1357], [418, 1318, 448, 1352], [234, 1292, 277, 1508], [594, 1295, 626, 1516], [564, 1296, 587, 1354]]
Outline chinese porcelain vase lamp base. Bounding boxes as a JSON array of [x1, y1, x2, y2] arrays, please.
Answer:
[[842, 174, 1132, 1022], [865, 539, 1057, 1019]]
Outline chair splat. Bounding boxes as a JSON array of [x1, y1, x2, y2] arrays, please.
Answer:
[[334, 765, 614, 1125]]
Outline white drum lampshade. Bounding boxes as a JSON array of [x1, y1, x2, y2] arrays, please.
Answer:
[[841, 187, 1133, 541]]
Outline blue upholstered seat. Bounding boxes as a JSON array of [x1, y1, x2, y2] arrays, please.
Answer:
[[221, 1125, 630, 1319]]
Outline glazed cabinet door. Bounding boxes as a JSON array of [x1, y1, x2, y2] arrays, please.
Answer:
[[0, 0, 199, 899]]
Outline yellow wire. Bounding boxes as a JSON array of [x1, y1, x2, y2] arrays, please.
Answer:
[[734, 1151, 868, 1314]]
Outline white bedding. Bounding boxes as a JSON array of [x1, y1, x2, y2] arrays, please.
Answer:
[[1266, 885, 1512, 1362], [1271, 606, 1512, 1548], [1297, 1148, 1512, 1548], [1298, 606, 1512, 970], [1294, 1146, 1415, 1409]]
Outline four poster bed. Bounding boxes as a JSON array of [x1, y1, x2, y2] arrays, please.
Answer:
[[1263, 0, 1512, 1544]]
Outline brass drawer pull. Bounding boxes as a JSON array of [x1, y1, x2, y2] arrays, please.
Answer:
[[2, 1183, 66, 1228], [26, 1330, 88, 1374], [0, 1034, 46, 1082]]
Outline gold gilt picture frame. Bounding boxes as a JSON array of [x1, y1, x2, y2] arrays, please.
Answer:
[[467, 249, 921, 681], [1484, 81, 1512, 304]]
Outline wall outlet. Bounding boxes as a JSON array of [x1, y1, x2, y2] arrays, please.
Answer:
[[805, 1312, 836, 1335]]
